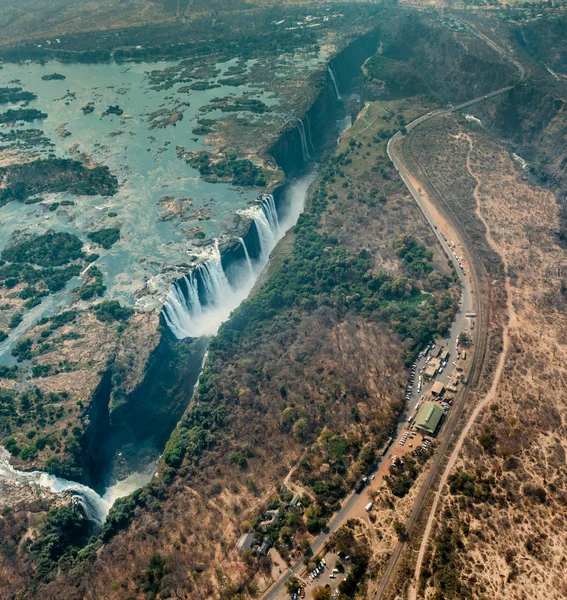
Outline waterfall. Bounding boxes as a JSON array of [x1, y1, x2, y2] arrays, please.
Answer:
[[297, 119, 310, 162], [305, 114, 316, 154], [239, 237, 254, 275], [254, 204, 278, 260], [161, 187, 306, 341], [263, 193, 280, 232], [327, 65, 342, 101], [0, 448, 153, 527]]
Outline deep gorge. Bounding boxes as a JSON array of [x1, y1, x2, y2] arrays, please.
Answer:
[[78, 26, 382, 503]]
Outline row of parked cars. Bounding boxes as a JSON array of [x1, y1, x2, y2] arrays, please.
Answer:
[[308, 558, 326, 583]]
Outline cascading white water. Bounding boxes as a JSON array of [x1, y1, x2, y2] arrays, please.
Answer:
[[0, 448, 153, 527], [239, 237, 254, 275], [162, 175, 315, 341], [297, 119, 310, 162], [263, 193, 280, 232], [327, 65, 342, 101], [305, 114, 316, 154]]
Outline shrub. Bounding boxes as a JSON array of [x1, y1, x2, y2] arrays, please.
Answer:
[[94, 300, 133, 322], [87, 228, 120, 249]]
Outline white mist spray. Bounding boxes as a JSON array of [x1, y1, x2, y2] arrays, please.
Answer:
[[297, 119, 310, 162], [162, 175, 315, 341], [327, 64, 342, 101], [0, 448, 154, 527]]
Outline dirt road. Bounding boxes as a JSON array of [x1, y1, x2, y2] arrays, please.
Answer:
[[407, 135, 518, 600]]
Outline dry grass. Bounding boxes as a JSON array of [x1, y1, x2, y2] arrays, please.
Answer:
[[414, 119, 567, 600]]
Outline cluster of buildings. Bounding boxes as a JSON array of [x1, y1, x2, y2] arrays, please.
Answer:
[[410, 339, 469, 436]]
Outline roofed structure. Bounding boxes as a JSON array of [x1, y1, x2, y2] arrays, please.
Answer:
[[415, 402, 444, 435], [431, 381, 445, 396], [236, 533, 258, 553]]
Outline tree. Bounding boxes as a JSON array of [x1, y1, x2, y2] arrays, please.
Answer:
[[286, 576, 301, 594], [313, 587, 332, 600], [458, 331, 473, 347], [292, 417, 309, 442], [393, 519, 407, 541]]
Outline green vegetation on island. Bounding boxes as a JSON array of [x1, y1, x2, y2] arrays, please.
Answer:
[[76, 266, 106, 300], [102, 105, 124, 117], [40, 73, 66, 81], [0, 158, 118, 205], [86, 228, 120, 249], [183, 151, 267, 187], [2, 231, 84, 267], [0, 108, 47, 124], [0, 129, 53, 148], [0, 86, 37, 104]]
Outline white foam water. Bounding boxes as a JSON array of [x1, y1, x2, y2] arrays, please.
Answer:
[[0, 448, 154, 527], [162, 174, 315, 340]]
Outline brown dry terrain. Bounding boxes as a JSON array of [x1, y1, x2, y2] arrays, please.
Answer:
[[405, 115, 567, 599], [0, 97, 459, 600], [1, 311, 159, 475]]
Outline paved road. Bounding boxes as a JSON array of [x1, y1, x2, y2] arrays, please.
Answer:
[[372, 87, 515, 599], [263, 86, 513, 600]]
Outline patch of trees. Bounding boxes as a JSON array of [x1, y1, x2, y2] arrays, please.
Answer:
[[2, 231, 84, 267], [209, 97, 269, 114], [0, 128, 53, 147], [41, 73, 66, 81], [77, 266, 106, 300], [86, 228, 120, 249], [0, 158, 118, 205], [0, 257, 81, 314], [94, 300, 133, 322], [186, 151, 266, 187], [394, 233, 434, 277], [448, 469, 494, 503], [385, 455, 419, 497], [365, 54, 427, 98], [30, 505, 91, 581], [423, 518, 473, 599], [0, 86, 37, 104], [0, 108, 47, 125], [102, 105, 124, 117]]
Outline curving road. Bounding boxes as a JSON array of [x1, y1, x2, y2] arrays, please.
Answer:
[[263, 85, 514, 600], [373, 86, 514, 599]]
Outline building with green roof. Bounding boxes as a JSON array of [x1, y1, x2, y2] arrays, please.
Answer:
[[415, 402, 444, 435]]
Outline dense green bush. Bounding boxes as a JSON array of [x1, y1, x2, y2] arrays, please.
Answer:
[[87, 228, 120, 249], [30, 505, 91, 581], [0, 108, 47, 125], [186, 151, 266, 187], [94, 300, 133, 322], [2, 231, 84, 267], [0, 158, 118, 205], [77, 266, 106, 300]]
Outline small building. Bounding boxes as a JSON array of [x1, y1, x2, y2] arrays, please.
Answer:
[[415, 402, 444, 435], [236, 533, 258, 554], [430, 346, 442, 358], [431, 381, 445, 397], [440, 350, 450, 362], [424, 364, 438, 380], [258, 537, 273, 556]]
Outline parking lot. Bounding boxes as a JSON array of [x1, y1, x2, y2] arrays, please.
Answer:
[[287, 552, 347, 600]]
